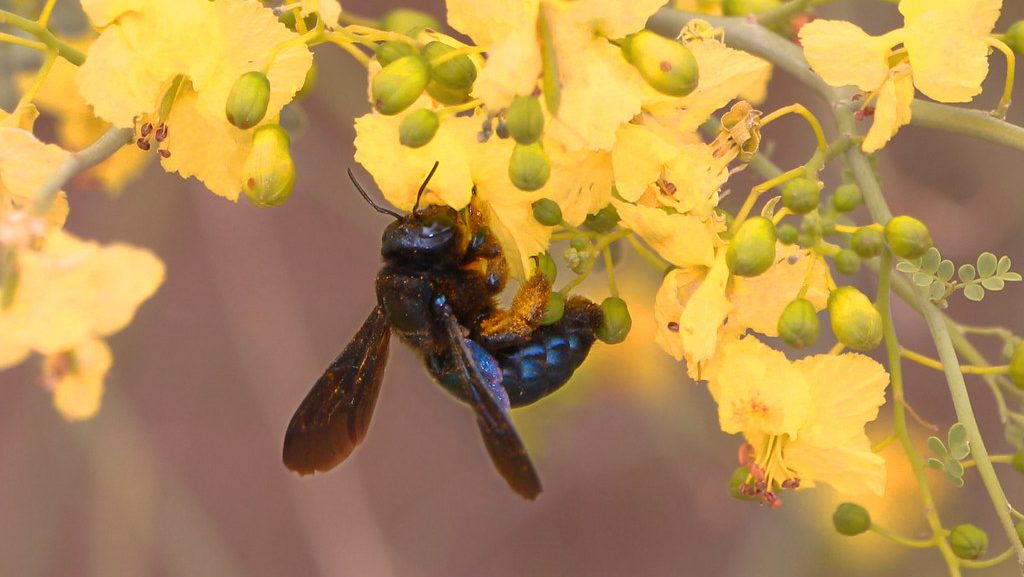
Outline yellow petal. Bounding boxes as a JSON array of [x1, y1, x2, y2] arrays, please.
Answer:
[[902, 0, 1001, 102], [610, 123, 680, 201], [80, 0, 146, 26], [679, 252, 731, 373], [447, 0, 539, 48], [661, 140, 728, 219], [653, 267, 704, 361], [560, 0, 670, 39], [48, 338, 113, 421], [612, 200, 715, 268], [799, 20, 894, 92], [862, 70, 914, 153], [709, 337, 811, 438], [0, 127, 70, 230], [730, 245, 828, 336], [785, 440, 886, 496]]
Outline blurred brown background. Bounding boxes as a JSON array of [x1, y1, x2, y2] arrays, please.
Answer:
[[1, 1, 1023, 576]]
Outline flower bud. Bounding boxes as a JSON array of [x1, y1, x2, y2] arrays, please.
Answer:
[[1005, 21, 1024, 55], [722, 0, 783, 15], [422, 41, 477, 91], [1012, 449, 1024, 474], [776, 223, 798, 245], [534, 252, 557, 285], [851, 227, 884, 258], [380, 8, 441, 35], [597, 296, 632, 344], [425, 81, 473, 105], [828, 286, 883, 351], [782, 177, 821, 215], [778, 298, 819, 349], [885, 215, 933, 259], [950, 524, 988, 560], [375, 41, 418, 67], [399, 108, 439, 148], [541, 292, 566, 325], [225, 71, 271, 129], [507, 95, 545, 145], [832, 503, 871, 536], [727, 217, 777, 277], [835, 249, 861, 274], [583, 204, 621, 234], [1008, 342, 1024, 389], [621, 30, 699, 97], [531, 198, 563, 226], [509, 142, 551, 191], [569, 234, 590, 252], [372, 55, 430, 115], [832, 183, 863, 212], [242, 125, 295, 208]]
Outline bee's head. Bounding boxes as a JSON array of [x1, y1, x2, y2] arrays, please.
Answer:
[[381, 205, 467, 265]]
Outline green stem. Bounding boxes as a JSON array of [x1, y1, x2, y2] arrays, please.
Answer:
[[0, 9, 85, 65], [910, 100, 1024, 153], [959, 546, 1016, 570], [870, 523, 937, 549], [559, 229, 630, 295], [34, 126, 134, 214]]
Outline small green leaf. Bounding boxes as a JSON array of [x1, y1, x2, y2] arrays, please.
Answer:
[[921, 247, 941, 274], [977, 252, 997, 277], [937, 260, 955, 281], [897, 261, 919, 273], [928, 436, 947, 457], [945, 473, 965, 488], [997, 255, 1012, 275], [958, 264, 977, 282], [948, 423, 970, 460], [964, 284, 985, 301], [927, 458, 945, 470], [913, 272, 934, 287], [981, 277, 1005, 291], [943, 458, 965, 479], [1002, 272, 1022, 282], [929, 282, 946, 301]]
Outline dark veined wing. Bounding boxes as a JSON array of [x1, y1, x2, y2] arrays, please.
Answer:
[[441, 305, 542, 500], [283, 306, 390, 475]]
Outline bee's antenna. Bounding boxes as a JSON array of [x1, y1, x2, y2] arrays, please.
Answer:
[[411, 161, 440, 214], [348, 169, 402, 220]]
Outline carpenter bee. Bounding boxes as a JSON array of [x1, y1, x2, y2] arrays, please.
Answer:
[[282, 163, 603, 499]]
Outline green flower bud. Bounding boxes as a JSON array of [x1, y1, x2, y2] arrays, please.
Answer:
[[1012, 449, 1024, 474], [583, 204, 621, 233], [422, 41, 477, 90], [1005, 21, 1024, 55], [534, 252, 557, 285], [832, 503, 871, 536], [950, 524, 988, 560], [832, 183, 863, 212], [541, 292, 566, 325], [1009, 342, 1024, 389], [885, 215, 933, 259], [828, 286, 883, 351], [398, 108, 439, 148], [597, 296, 632, 344], [532, 198, 563, 226], [507, 95, 545, 145], [722, 0, 783, 15], [621, 30, 699, 97], [776, 223, 799, 245], [380, 8, 441, 35], [835, 249, 861, 275], [225, 71, 271, 129], [242, 125, 295, 208], [295, 62, 318, 100], [727, 217, 777, 277], [851, 227, 884, 258], [778, 298, 819, 349], [782, 177, 821, 215], [372, 55, 430, 115], [425, 81, 473, 105], [569, 234, 590, 252], [509, 142, 551, 191], [375, 41, 418, 67]]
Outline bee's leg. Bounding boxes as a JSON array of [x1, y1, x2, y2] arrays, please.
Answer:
[[477, 272, 551, 349]]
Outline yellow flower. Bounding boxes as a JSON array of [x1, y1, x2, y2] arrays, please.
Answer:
[[709, 337, 889, 499], [45, 338, 112, 421], [447, 0, 669, 151], [800, 0, 1002, 151], [77, 0, 313, 199], [0, 127, 70, 233], [17, 37, 150, 194], [655, 244, 828, 378], [0, 230, 164, 367], [612, 199, 718, 269]]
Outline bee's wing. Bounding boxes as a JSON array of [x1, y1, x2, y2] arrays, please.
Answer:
[[283, 306, 390, 475], [442, 307, 542, 500]]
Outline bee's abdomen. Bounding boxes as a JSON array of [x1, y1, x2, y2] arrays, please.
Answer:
[[498, 297, 602, 407]]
